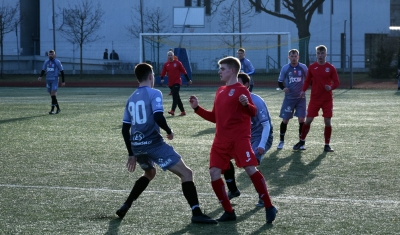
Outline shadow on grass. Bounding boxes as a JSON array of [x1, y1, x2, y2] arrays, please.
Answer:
[[0, 114, 48, 124], [191, 127, 216, 137], [167, 207, 267, 235], [104, 218, 123, 235], [234, 150, 328, 199]]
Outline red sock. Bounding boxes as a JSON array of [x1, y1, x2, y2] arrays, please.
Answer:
[[324, 126, 332, 145], [250, 171, 273, 208], [301, 123, 311, 140], [211, 178, 233, 213]]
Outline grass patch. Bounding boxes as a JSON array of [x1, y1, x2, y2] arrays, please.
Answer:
[[1, 87, 399, 234]]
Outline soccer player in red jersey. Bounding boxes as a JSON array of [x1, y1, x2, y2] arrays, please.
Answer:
[[160, 50, 192, 116], [293, 45, 340, 152], [188, 56, 277, 224]]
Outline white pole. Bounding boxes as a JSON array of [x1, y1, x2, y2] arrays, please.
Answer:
[[350, 0, 353, 89], [330, 0, 332, 63]]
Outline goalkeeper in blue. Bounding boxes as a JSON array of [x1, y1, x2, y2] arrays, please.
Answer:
[[223, 72, 274, 207], [116, 63, 217, 224]]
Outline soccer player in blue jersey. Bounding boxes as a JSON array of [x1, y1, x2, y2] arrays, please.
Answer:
[[224, 72, 274, 207], [37, 50, 65, 114], [237, 48, 256, 91], [276, 49, 308, 149], [116, 63, 217, 224]]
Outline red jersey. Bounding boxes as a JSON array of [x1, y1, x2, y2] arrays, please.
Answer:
[[160, 60, 187, 86], [195, 83, 257, 142], [303, 62, 340, 101]]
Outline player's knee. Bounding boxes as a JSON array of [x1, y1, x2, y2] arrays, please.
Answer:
[[144, 169, 156, 180], [179, 167, 193, 182]]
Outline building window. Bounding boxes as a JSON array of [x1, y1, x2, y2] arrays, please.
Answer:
[[318, 3, 323, 14], [275, 0, 280, 13], [185, 0, 192, 7]]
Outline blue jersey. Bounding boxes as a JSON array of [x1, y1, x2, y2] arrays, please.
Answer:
[[240, 58, 255, 84], [278, 63, 308, 99], [122, 86, 165, 150], [250, 93, 273, 146], [42, 59, 63, 81]]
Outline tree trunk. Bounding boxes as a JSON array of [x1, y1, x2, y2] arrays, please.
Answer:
[[296, 20, 312, 66], [80, 44, 83, 78], [1, 35, 3, 78]]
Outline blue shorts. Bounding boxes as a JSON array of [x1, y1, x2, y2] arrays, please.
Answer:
[[46, 79, 59, 93], [279, 97, 306, 120], [251, 129, 273, 164], [132, 142, 181, 171]]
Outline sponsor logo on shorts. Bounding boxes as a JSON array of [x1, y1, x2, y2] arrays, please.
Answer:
[[158, 158, 173, 168], [245, 151, 251, 162]]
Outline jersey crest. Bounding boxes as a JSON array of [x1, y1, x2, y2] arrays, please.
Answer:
[[229, 89, 235, 96]]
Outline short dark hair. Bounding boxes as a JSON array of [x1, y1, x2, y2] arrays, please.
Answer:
[[238, 72, 250, 89], [316, 45, 327, 52], [134, 63, 153, 82], [218, 56, 240, 73], [48, 50, 55, 54], [288, 49, 299, 55], [237, 48, 245, 53]]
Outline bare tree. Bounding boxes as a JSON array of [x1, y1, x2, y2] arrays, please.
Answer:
[[126, 6, 169, 74], [59, 0, 104, 77], [218, 0, 251, 55], [0, 2, 21, 77], [247, 0, 325, 65]]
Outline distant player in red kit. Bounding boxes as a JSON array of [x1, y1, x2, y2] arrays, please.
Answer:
[[293, 45, 340, 152], [189, 56, 277, 224], [161, 50, 192, 116]]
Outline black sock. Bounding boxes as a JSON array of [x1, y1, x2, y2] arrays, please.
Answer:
[[124, 176, 150, 207], [223, 161, 238, 193], [51, 96, 57, 111], [299, 122, 304, 139], [280, 122, 287, 141], [182, 181, 202, 216], [53, 96, 60, 110]]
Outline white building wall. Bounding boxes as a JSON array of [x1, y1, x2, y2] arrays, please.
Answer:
[[2, 0, 391, 69]]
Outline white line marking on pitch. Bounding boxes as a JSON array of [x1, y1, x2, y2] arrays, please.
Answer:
[[0, 184, 398, 205]]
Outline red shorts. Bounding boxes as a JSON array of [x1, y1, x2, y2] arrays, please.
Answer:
[[209, 139, 258, 172], [307, 99, 333, 118]]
